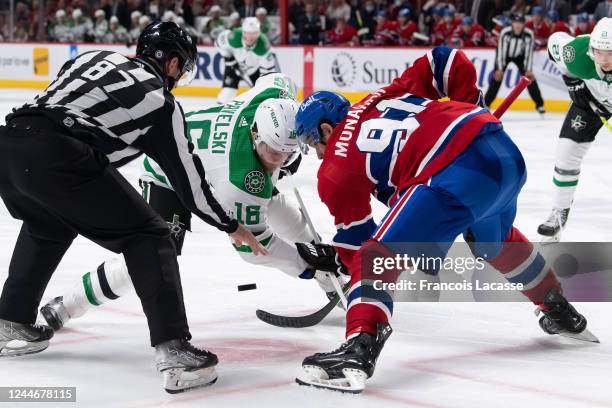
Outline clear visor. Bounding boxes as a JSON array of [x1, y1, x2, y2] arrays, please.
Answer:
[[296, 129, 319, 155], [177, 58, 198, 87]]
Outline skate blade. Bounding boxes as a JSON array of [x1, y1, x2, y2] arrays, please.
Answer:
[[162, 366, 218, 394], [539, 233, 561, 245], [558, 328, 600, 344], [0, 339, 49, 357], [296, 365, 366, 394]]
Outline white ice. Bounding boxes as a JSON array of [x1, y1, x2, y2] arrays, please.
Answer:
[[0, 90, 611, 408]]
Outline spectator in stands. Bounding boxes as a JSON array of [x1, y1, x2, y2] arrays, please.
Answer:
[[229, 11, 242, 29], [426, 6, 445, 35], [0, 14, 7, 40], [52, 9, 72, 42], [288, 0, 305, 31], [104, 15, 129, 43], [545, 10, 570, 34], [542, 0, 571, 22], [594, 0, 612, 21], [390, 0, 414, 20], [104, 0, 131, 30], [138, 14, 151, 33], [481, 0, 509, 31], [432, 8, 459, 45], [326, 16, 357, 45], [298, 2, 323, 45], [574, 12, 593, 35], [327, 0, 352, 24], [373, 10, 399, 45], [256, 7, 279, 44], [129, 10, 142, 40], [239, 0, 257, 18], [509, 0, 530, 16], [525, 6, 550, 49], [202, 5, 227, 44], [15, 2, 30, 27], [486, 14, 510, 46], [93, 9, 108, 42], [70, 9, 93, 43], [349, 0, 377, 42], [397, 8, 418, 45], [451, 15, 486, 46]]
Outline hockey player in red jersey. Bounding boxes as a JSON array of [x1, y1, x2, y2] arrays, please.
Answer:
[[451, 16, 486, 47], [574, 13, 593, 36], [431, 9, 459, 45], [545, 10, 571, 35], [525, 6, 551, 49], [292, 46, 596, 393], [397, 8, 418, 45]]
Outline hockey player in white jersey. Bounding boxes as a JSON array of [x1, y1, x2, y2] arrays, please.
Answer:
[[215, 17, 278, 104], [40, 73, 346, 332], [538, 18, 612, 242]]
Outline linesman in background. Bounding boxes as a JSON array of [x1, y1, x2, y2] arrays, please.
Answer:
[[0, 21, 264, 393], [484, 13, 546, 114]]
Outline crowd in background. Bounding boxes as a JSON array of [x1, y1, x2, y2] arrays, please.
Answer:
[[0, 0, 609, 46]]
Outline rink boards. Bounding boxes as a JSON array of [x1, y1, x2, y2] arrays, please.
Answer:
[[0, 42, 570, 111]]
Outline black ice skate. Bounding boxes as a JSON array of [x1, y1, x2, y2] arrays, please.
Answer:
[[538, 208, 570, 243], [155, 339, 219, 394], [40, 296, 71, 331], [0, 319, 54, 357], [296, 323, 392, 393], [536, 288, 599, 343]]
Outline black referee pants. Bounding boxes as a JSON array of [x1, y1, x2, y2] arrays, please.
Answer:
[[0, 116, 190, 346], [484, 58, 544, 109]]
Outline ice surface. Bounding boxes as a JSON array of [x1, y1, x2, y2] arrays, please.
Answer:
[[0, 90, 611, 407]]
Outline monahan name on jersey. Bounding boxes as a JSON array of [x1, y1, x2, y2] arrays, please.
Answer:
[[316, 46, 501, 268]]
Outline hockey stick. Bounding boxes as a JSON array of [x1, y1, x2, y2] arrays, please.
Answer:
[[292, 186, 348, 309], [492, 76, 531, 119], [256, 184, 350, 328], [257, 78, 532, 329], [599, 116, 612, 132]]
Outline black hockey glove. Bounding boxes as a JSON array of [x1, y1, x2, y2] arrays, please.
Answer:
[[563, 75, 610, 116], [296, 242, 348, 276], [279, 153, 302, 179]]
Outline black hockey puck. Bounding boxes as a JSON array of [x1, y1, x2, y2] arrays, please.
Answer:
[[237, 283, 257, 291]]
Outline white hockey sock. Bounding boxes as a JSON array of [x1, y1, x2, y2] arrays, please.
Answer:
[[551, 138, 591, 210], [63, 257, 133, 319]]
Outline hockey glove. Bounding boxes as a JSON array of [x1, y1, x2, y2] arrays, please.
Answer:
[[296, 242, 348, 276], [563, 75, 610, 116]]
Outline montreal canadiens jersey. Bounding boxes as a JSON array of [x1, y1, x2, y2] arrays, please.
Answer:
[[547, 32, 612, 113], [316, 46, 501, 269], [141, 73, 297, 251]]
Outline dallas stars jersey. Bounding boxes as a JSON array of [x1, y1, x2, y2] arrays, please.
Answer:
[[141, 73, 312, 277], [215, 28, 276, 81], [548, 32, 612, 113]]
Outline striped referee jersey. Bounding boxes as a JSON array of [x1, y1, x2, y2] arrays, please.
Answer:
[[8, 50, 238, 233], [496, 26, 536, 72]]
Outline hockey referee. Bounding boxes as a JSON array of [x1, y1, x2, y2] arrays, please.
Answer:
[[484, 13, 546, 114], [0, 21, 264, 392]]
